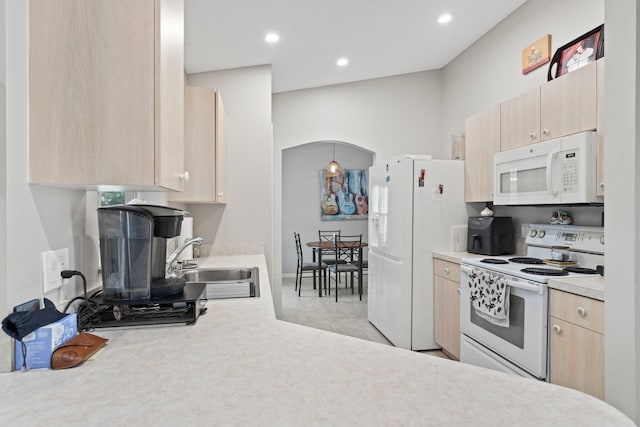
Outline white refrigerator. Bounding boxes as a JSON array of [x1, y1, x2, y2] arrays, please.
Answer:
[[368, 155, 467, 350]]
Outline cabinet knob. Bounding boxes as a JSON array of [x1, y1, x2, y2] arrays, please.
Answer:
[[577, 307, 586, 317], [529, 132, 537, 139], [457, 288, 461, 295], [217, 192, 224, 197], [542, 128, 550, 136], [553, 324, 561, 334], [444, 268, 450, 274], [179, 171, 190, 183], [599, 182, 605, 189]]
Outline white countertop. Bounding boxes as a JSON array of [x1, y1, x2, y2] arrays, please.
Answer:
[[0, 255, 631, 426], [548, 275, 605, 301], [432, 250, 488, 263]]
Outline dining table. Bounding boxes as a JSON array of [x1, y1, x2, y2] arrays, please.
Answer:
[[305, 240, 368, 297]]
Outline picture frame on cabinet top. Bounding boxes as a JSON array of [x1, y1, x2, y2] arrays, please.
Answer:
[[548, 24, 604, 80]]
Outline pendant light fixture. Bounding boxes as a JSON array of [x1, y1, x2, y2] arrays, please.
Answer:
[[325, 143, 343, 180]]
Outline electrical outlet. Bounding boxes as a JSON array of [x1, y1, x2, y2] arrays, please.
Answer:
[[41, 248, 69, 293]]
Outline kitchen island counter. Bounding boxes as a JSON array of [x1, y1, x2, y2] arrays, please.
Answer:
[[0, 255, 631, 426]]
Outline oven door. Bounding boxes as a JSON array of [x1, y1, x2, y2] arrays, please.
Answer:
[[460, 265, 548, 379]]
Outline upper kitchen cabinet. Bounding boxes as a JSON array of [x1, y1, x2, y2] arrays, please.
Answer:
[[465, 105, 500, 202], [499, 61, 598, 151], [28, 0, 186, 191], [500, 87, 541, 150], [540, 60, 597, 141], [169, 88, 227, 204]]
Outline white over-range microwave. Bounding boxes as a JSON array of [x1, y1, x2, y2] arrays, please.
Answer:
[[493, 131, 602, 205]]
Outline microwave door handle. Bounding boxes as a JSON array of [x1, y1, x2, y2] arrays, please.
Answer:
[[546, 152, 557, 196]]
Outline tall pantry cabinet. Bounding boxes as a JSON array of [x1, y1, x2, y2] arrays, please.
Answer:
[[28, 0, 186, 191]]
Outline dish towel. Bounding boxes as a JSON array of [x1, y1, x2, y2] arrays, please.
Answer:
[[468, 268, 510, 328]]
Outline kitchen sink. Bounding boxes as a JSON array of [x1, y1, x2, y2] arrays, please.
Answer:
[[177, 267, 260, 299]]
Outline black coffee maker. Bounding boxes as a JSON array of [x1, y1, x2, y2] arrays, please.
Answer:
[[97, 204, 185, 301]]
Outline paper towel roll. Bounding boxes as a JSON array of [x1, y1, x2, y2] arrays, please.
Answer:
[[177, 217, 194, 260]]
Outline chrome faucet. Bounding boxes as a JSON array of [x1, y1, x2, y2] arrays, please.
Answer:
[[166, 237, 203, 276]]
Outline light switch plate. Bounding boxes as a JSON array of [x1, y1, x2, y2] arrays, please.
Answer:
[[42, 248, 69, 293]]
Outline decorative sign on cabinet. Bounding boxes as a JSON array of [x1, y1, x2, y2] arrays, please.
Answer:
[[28, 0, 186, 191], [169, 88, 227, 204]]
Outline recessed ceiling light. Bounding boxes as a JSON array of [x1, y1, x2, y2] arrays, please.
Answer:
[[337, 58, 349, 67], [265, 33, 280, 43], [438, 13, 452, 24]]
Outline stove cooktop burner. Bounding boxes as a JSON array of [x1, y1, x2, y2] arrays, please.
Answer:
[[521, 267, 569, 276], [509, 257, 545, 265], [563, 266, 599, 275], [480, 258, 509, 264]]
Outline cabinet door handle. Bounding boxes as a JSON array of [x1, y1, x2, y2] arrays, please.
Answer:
[[553, 324, 561, 334], [529, 132, 537, 139], [542, 128, 550, 136], [576, 307, 586, 317]]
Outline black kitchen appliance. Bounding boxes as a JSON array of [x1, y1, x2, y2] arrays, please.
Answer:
[[97, 204, 185, 301], [77, 283, 207, 330], [467, 216, 515, 255]]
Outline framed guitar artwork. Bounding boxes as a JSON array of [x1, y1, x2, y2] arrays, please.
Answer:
[[319, 168, 369, 221]]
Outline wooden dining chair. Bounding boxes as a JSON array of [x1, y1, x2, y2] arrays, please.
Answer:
[[294, 232, 326, 296], [326, 234, 363, 302]]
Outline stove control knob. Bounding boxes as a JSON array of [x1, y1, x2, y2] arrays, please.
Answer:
[[529, 230, 537, 238], [538, 230, 546, 238], [600, 236, 605, 245]]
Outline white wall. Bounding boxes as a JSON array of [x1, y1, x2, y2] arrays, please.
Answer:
[[0, 0, 7, 371], [442, 0, 605, 140], [602, 1, 639, 420], [2, 0, 89, 372], [186, 66, 273, 264], [282, 142, 373, 275]]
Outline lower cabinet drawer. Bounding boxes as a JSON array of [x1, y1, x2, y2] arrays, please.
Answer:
[[549, 289, 604, 333], [433, 259, 460, 282]]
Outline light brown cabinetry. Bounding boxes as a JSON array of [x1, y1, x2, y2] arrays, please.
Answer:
[[169, 88, 227, 203], [500, 87, 541, 150], [499, 61, 598, 150], [540, 61, 597, 141], [28, 0, 185, 190], [549, 289, 604, 399], [434, 259, 461, 359], [464, 105, 500, 202]]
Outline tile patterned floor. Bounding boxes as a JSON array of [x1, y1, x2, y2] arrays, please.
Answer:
[[279, 275, 451, 360]]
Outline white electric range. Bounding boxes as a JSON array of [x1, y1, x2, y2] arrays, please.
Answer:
[[459, 224, 604, 380]]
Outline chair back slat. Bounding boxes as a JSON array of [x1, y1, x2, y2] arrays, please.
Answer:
[[333, 234, 362, 264]]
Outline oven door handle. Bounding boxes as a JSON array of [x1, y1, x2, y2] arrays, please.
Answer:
[[505, 279, 543, 294], [461, 265, 543, 294]]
